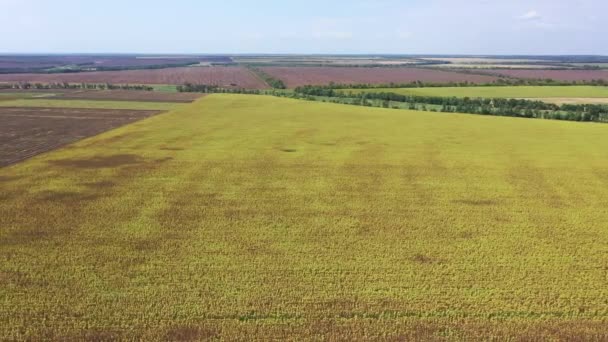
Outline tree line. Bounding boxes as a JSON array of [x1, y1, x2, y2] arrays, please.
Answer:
[[246, 67, 286, 89], [0, 82, 154, 91], [296, 78, 608, 90], [174, 82, 608, 123], [176, 83, 267, 94], [294, 85, 608, 123]]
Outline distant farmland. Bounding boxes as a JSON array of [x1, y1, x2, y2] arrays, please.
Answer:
[[0, 55, 233, 73], [0, 66, 268, 89], [260, 67, 500, 88], [483, 69, 608, 81], [56, 90, 204, 103], [343, 86, 608, 98]]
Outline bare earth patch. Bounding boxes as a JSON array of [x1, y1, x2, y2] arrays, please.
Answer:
[[0, 107, 160, 167]]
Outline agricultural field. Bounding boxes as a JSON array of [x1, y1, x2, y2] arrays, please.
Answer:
[[422, 57, 549, 64], [2, 94, 608, 340], [260, 67, 499, 88], [233, 56, 423, 66], [342, 85, 608, 99], [0, 89, 203, 103], [533, 98, 608, 105], [421, 57, 563, 69], [0, 66, 268, 89], [0, 92, 59, 101], [0, 99, 182, 111], [55, 90, 204, 102], [483, 69, 608, 81], [0, 107, 161, 167]]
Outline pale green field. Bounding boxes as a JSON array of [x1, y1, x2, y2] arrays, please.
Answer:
[[0, 98, 182, 111], [1, 95, 608, 340], [0, 93, 60, 101], [150, 84, 179, 92], [343, 86, 608, 98]]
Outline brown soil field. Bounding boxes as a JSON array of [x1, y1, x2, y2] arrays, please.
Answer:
[[56, 90, 205, 102], [483, 69, 608, 81], [260, 67, 500, 87], [0, 107, 160, 167], [0, 67, 268, 88]]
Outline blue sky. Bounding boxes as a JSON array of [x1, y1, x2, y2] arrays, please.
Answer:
[[1, 0, 606, 54]]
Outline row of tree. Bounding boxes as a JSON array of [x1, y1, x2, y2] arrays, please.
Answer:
[[1, 82, 154, 91], [171, 82, 608, 123], [295, 87, 608, 123], [247, 67, 286, 89], [176, 83, 268, 94]]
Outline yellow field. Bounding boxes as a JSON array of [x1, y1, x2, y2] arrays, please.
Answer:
[[1, 94, 608, 340]]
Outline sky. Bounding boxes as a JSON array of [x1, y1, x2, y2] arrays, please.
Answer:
[[1, 0, 606, 55]]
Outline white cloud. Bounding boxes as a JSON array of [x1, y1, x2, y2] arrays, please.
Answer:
[[518, 10, 541, 21]]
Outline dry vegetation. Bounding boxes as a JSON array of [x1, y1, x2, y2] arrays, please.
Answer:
[[1, 95, 608, 340]]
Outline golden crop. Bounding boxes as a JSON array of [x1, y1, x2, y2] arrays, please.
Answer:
[[1, 94, 607, 340]]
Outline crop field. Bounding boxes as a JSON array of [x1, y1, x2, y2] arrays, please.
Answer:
[[342, 85, 608, 98], [1, 94, 608, 340], [0, 93, 59, 101], [233, 56, 423, 66], [0, 66, 268, 88], [0, 90, 202, 103], [483, 69, 608, 81], [0, 99, 183, 111], [55, 90, 204, 103], [0, 107, 161, 167], [259, 67, 500, 88]]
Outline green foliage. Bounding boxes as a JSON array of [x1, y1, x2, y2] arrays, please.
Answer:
[[343, 86, 608, 99], [2, 82, 154, 91], [294, 86, 608, 123], [296, 78, 608, 90]]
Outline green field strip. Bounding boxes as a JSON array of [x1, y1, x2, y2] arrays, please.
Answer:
[[0, 98, 183, 111]]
